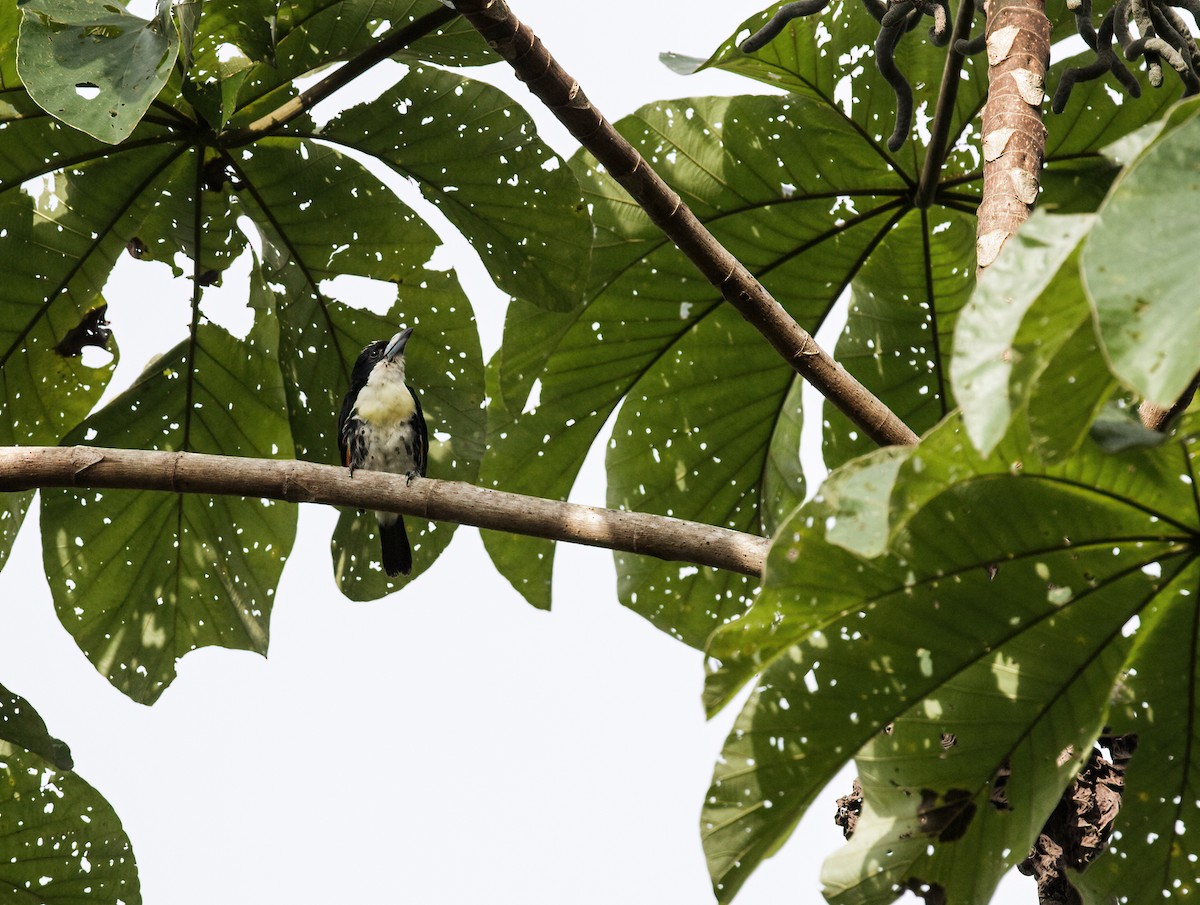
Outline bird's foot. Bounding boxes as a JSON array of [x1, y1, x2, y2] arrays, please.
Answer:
[[405, 470, 420, 485]]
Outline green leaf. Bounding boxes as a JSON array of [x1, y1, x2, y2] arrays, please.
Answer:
[[40, 317, 296, 705], [325, 270, 486, 600], [702, 419, 1199, 903], [17, 0, 179, 143], [0, 745, 140, 903], [2, 0, 543, 600], [1083, 101, 1200, 407], [690, 0, 990, 156], [271, 0, 488, 71], [0, 682, 72, 770], [482, 9, 1179, 631], [1074, 508, 1200, 900], [951, 212, 1095, 455], [822, 206, 976, 470], [235, 137, 440, 461], [314, 64, 591, 310], [231, 0, 491, 122], [607, 305, 797, 645]]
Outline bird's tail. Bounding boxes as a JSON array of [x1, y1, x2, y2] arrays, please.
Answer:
[[376, 512, 412, 577]]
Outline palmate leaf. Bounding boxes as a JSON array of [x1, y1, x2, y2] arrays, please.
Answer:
[[0, 744, 140, 903], [480, 0, 1175, 641], [0, 0, 582, 698], [701, 415, 1199, 904]]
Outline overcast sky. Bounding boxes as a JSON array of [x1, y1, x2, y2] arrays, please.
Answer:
[[0, 2, 1033, 903]]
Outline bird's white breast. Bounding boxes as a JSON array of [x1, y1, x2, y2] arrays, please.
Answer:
[[354, 361, 415, 423]]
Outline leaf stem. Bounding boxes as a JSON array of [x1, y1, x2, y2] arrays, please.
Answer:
[[450, 0, 920, 448], [915, 0, 977, 208], [1140, 373, 1200, 432], [222, 6, 459, 146], [0, 447, 770, 577]]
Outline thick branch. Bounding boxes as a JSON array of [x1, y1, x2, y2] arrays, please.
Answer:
[[0, 447, 767, 577], [449, 0, 919, 449], [222, 6, 459, 145], [974, 0, 1051, 273]]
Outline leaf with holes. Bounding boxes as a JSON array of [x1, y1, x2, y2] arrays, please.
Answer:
[[312, 64, 591, 311], [40, 316, 295, 704], [0, 744, 140, 903], [480, 1, 1178, 635], [17, 0, 179, 144], [0, 3, 575, 617], [701, 414, 1199, 903]]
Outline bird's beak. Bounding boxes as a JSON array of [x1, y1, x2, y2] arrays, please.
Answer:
[[384, 327, 413, 362]]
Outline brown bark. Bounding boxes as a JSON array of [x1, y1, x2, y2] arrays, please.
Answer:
[[974, 0, 1052, 273], [0, 446, 768, 577], [450, 0, 919, 449]]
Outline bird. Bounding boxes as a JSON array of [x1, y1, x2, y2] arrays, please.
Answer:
[[338, 327, 428, 577]]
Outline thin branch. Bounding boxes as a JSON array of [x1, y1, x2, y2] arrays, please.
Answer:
[[222, 6, 459, 146], [0, 447, 768, 577], [449, 0, 919, 449]]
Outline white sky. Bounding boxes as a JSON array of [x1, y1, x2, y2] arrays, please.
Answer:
[[0, 2, 1033, 903]]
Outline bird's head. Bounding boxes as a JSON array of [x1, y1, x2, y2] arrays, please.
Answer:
[[351, 327, 413, 387]]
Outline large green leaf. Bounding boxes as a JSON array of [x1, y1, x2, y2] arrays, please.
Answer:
[[17, 0, 178, 143], [1074, 519, 1200, 900], [1083, 100, 1200, 407], [701, 416, 1199, 903], [480, 0, 1180, 637], [0, 744, 140, 903], [0, 0, 580, 681], [951, 212, 1106, 457], [40, 314, 296, 705]]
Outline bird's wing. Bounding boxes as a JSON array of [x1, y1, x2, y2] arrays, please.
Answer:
[[409, 383, 430, 477], [337, 388, 356, 467]]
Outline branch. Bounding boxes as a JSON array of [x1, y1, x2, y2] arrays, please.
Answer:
[[222, 6, 459, 146], [0, 446, 768, 578], [448, 0, 920, 449]]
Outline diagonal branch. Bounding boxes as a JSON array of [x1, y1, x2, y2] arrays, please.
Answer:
[[0, 446, 768, 577], [449, 0, 919, 449], [222, 6, 459, 146]]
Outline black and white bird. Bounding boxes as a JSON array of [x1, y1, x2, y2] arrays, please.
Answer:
[[338, 327, 428, 577]]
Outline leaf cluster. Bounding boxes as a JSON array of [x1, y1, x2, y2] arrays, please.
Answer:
[[1, 0, 1199, 902]]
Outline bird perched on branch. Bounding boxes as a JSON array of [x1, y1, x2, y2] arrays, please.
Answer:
[[338, 327, 428, 577]]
